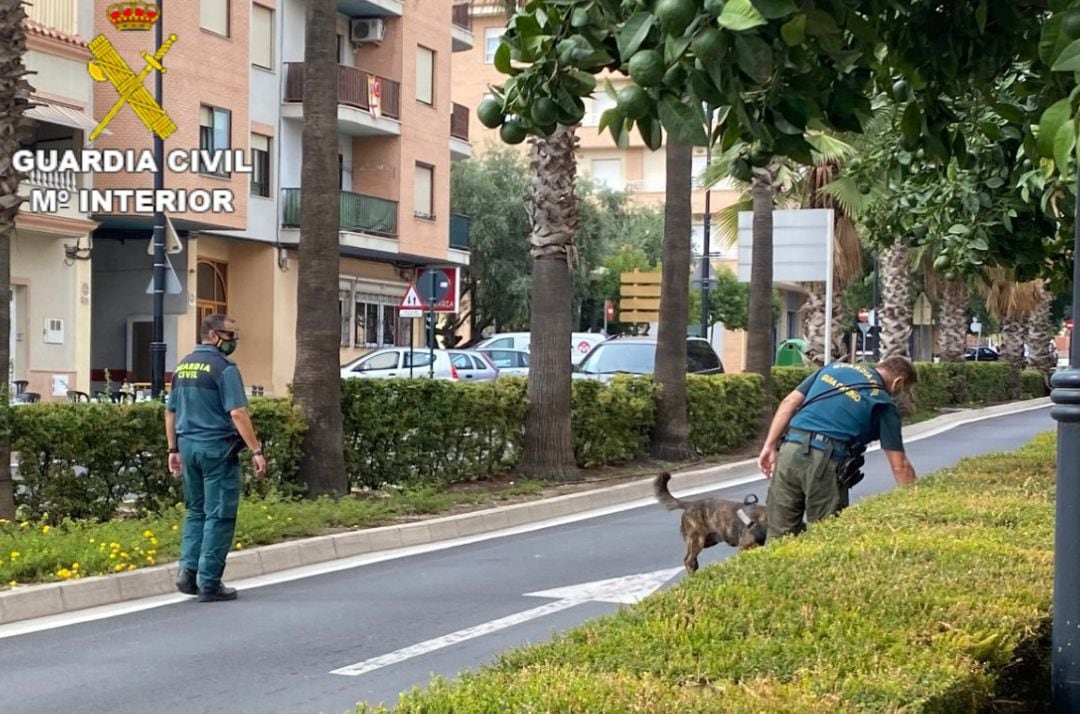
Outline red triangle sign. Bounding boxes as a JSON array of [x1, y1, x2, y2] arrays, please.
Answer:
[[400, 283, 424, 310]]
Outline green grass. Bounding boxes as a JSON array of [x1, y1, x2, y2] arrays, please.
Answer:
[[358, 434, 1056, 713], [0, 481, 543, 587]]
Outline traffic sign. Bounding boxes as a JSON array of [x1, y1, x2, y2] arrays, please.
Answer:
[[415, 267, 461, 313], [399, 283, 424, 319], [1067, 318, 1075, 331], [604, 300, 615, 322]]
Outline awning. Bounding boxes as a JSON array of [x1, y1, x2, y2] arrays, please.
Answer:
[[26, 101, 106, 135]]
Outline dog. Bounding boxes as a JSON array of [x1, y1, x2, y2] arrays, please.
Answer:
[[654, 472, 768, 574]]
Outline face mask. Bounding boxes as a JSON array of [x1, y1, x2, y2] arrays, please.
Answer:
[[217, 339, 237, 356]]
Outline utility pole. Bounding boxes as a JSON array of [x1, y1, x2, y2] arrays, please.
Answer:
[[699, 110, 714, 341], [1051, 174, 1080, 711], [150, 0, 167, 398], [871, 253, 880, 361]]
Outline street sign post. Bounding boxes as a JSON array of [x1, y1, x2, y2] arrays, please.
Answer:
[[417, 270, 451, 378], [399, 284, 425, 377]]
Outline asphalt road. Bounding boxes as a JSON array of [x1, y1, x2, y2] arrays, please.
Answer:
[[0, 407, 1052, 714]]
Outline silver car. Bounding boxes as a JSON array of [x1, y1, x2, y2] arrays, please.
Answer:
[[477, 348, 530, 376], [340, 348, 499, 382]]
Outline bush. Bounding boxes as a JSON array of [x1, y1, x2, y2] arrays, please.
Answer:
[[1021, 368, 1050, 400], [915, 362, 1015, 409], [572, 377, 657, 467], [687, 374, 763, 455], [365, 435, 1055, 713], [770, 366, 814, 405], [11, 399, 304, 523]]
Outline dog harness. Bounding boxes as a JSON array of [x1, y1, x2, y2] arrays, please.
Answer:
[[735, 494, 767, 546]]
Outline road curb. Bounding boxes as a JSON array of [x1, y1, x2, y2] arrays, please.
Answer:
[[0, 398, 1051, 625]]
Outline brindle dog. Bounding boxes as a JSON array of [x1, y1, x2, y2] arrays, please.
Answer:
[[654, 472, 767, 574]]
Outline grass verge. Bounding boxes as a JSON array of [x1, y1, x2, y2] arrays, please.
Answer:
[[359, 433, 1056, 713]]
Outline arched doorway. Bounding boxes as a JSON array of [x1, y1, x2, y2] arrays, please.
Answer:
[[196, 260, 228, 341]]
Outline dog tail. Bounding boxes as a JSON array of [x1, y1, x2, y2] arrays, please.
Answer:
[[654, 472, 686, 511]]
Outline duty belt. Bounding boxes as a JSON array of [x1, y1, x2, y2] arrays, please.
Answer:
[[782, 428, 851, 460]]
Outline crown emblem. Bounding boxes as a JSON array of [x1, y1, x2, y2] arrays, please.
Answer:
[[107, 1, 159, 31]]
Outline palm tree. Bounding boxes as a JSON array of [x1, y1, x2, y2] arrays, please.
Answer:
[[926, 269, 969, 362], [877, 240, 912, 359], [651, 141, 692, 461], [746, 163, 781, 391], [0, 0, 33, 519], [516, 125, 581, 481], [982, 269, 1040, 367], [292, 0, 348, 497], [1027, 280, 1058, 375]]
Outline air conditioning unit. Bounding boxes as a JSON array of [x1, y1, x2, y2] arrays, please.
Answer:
[[350, 18, 385, 44]]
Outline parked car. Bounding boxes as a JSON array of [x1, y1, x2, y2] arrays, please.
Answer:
[[474, 331, 606, 365], [573, 337, 724, 382], [964, 346, 1000, 362], [340, 348, 499, 382], [477, 348, 530, 376]]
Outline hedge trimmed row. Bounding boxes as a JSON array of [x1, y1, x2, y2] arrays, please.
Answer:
[[364, 434, 1055, 713], [10, 363, 1032, 522]]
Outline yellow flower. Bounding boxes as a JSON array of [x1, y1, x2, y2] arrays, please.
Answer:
[[235, 542, 244, 550], [147, 550, 157, 556], [71, 563, 79, 570], [127, 564, 136, 572], [171, 524, 179, 532], [0, 518, 8, 524], [8, 580, 16, 588], [267, 515, 274, 521], [286, 517, 293, 523], [109, 553, 116, 560], [88, 538, 95, 544], [41, 525, 51, 534], [120, 552, 129, 559], [146, 556, 156, 565], [142, 530, 154, 539], [9, 552, 19, 560], [18, 522, 28, 529], [114, 564, 125, 572], [150, 537, 158, 546], [56, 568, 71, 580], [110, 542, 120, 550]]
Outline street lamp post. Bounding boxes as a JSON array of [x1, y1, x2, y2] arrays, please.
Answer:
[[1051, 175, 1080, 711], [699, 111, 714, 341], [150, 0, 167, 398]]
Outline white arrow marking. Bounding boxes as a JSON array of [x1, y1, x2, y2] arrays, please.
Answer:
[[329, 567, 682, 677]]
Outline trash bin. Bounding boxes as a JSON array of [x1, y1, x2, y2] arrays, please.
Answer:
[[775, 338, 808, 366]]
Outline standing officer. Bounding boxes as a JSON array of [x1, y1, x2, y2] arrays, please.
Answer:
[[165, 314, 266, 602], [757, 355, 918, 540]]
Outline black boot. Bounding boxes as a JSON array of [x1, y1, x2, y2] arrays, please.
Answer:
[[176, 568, 197, 595], [197, 584, 238, 602]]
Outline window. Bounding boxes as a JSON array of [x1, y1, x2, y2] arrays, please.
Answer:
[[589, 159, 622, 190], [251, 4, 273, 69], [251, 134, 270, 197], [484, 28, 504, 63], [196, 260, 228, 342], [416, 46, 435, 105], [404, 352, 433, 368], [357, 351, 399, 372], [199, 105, 231, 176], [486, 337, 512, 349], [200, 0, 230, 36], [414, 163, 434, 219], [354, 301, 407, 348], [687, 340, 721, 373]]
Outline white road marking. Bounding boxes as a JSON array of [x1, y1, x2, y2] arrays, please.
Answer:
[[329, 568, 682, 676], [0, 404, 1050, 639]]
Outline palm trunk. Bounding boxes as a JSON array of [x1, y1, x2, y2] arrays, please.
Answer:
[[747, 166, 776, 397], [878, 241, 912, 359], [651, 141, 692, 461], [516, 125, 580, 481], [293, 0, 348, 497], [1028, 281, 1057, 374], [936, 279, 969, 362], [0, 0, 33, 519], [998, 316, 1026, 366]]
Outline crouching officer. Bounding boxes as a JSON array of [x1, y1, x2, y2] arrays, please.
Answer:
[[757, 355, 918, 540], [165, 314, 266, 602]]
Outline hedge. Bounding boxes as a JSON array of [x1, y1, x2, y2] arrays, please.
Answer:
[[363, 434, 1055, 713], [1021, 368, 1051, 400], [8, 363, 1031, 522]]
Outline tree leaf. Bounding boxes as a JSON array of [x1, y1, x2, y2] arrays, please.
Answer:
[[1054, 117, 1076, 172], [976, 0, 988, 33], [599, 107, 624, 134], [690, 70, 725, 106], [780, 14, 806, 46], [900, 101, 922, 145], [751, 0, 797, 20], [948, 224, 970, 235], [735, 34, 773, 84], [1038, 98, 1072, 159], [719, 0, 767, 31], [1053, 38, 1080, 72], [658, 95, 709, 146], [664, 34, 693, 65], [637, 114, 664, 150], [1039, 14, 1066, 67], [803, 8, 839, 36], [618, 12, 656, 62], [494, 42, 513, 75]]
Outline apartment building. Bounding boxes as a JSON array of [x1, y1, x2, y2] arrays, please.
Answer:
[[14, 0, 99, 399], [80, 0, 473, 396], [453, 1, 807, 371]]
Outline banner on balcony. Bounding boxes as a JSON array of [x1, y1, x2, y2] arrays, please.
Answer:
[[368, 74, 381, 120]]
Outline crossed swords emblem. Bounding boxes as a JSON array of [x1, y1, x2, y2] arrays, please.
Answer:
[[87, 33, 178, 142]]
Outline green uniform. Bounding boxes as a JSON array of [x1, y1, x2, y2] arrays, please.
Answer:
[[167, 345, 249, 590], [766, 363, 904, 540]]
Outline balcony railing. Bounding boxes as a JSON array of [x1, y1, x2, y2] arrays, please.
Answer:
[[25, 0, 77, 34], [25, 168, 77, 191], [451, 103, 470, 141], [450, 213, 470, 251], [282, 189, 398, 237], [452, 3, 473, 30], [283, 63, 401, 120]]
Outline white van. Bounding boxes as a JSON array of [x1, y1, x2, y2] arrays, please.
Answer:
[[474, 332, 606, 365]]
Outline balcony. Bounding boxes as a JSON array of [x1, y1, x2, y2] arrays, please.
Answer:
[[282, 63, 402, 137], [450, 214, 470, 251], [337, 0, 402, 16], [25, 0, 77, 34], [450, 103, 472, 160], [451, 3, 475, 52], [282, 188, 398, 237]]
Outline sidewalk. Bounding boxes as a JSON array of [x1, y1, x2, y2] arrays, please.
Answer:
[[0, 398, 1051, 626]]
